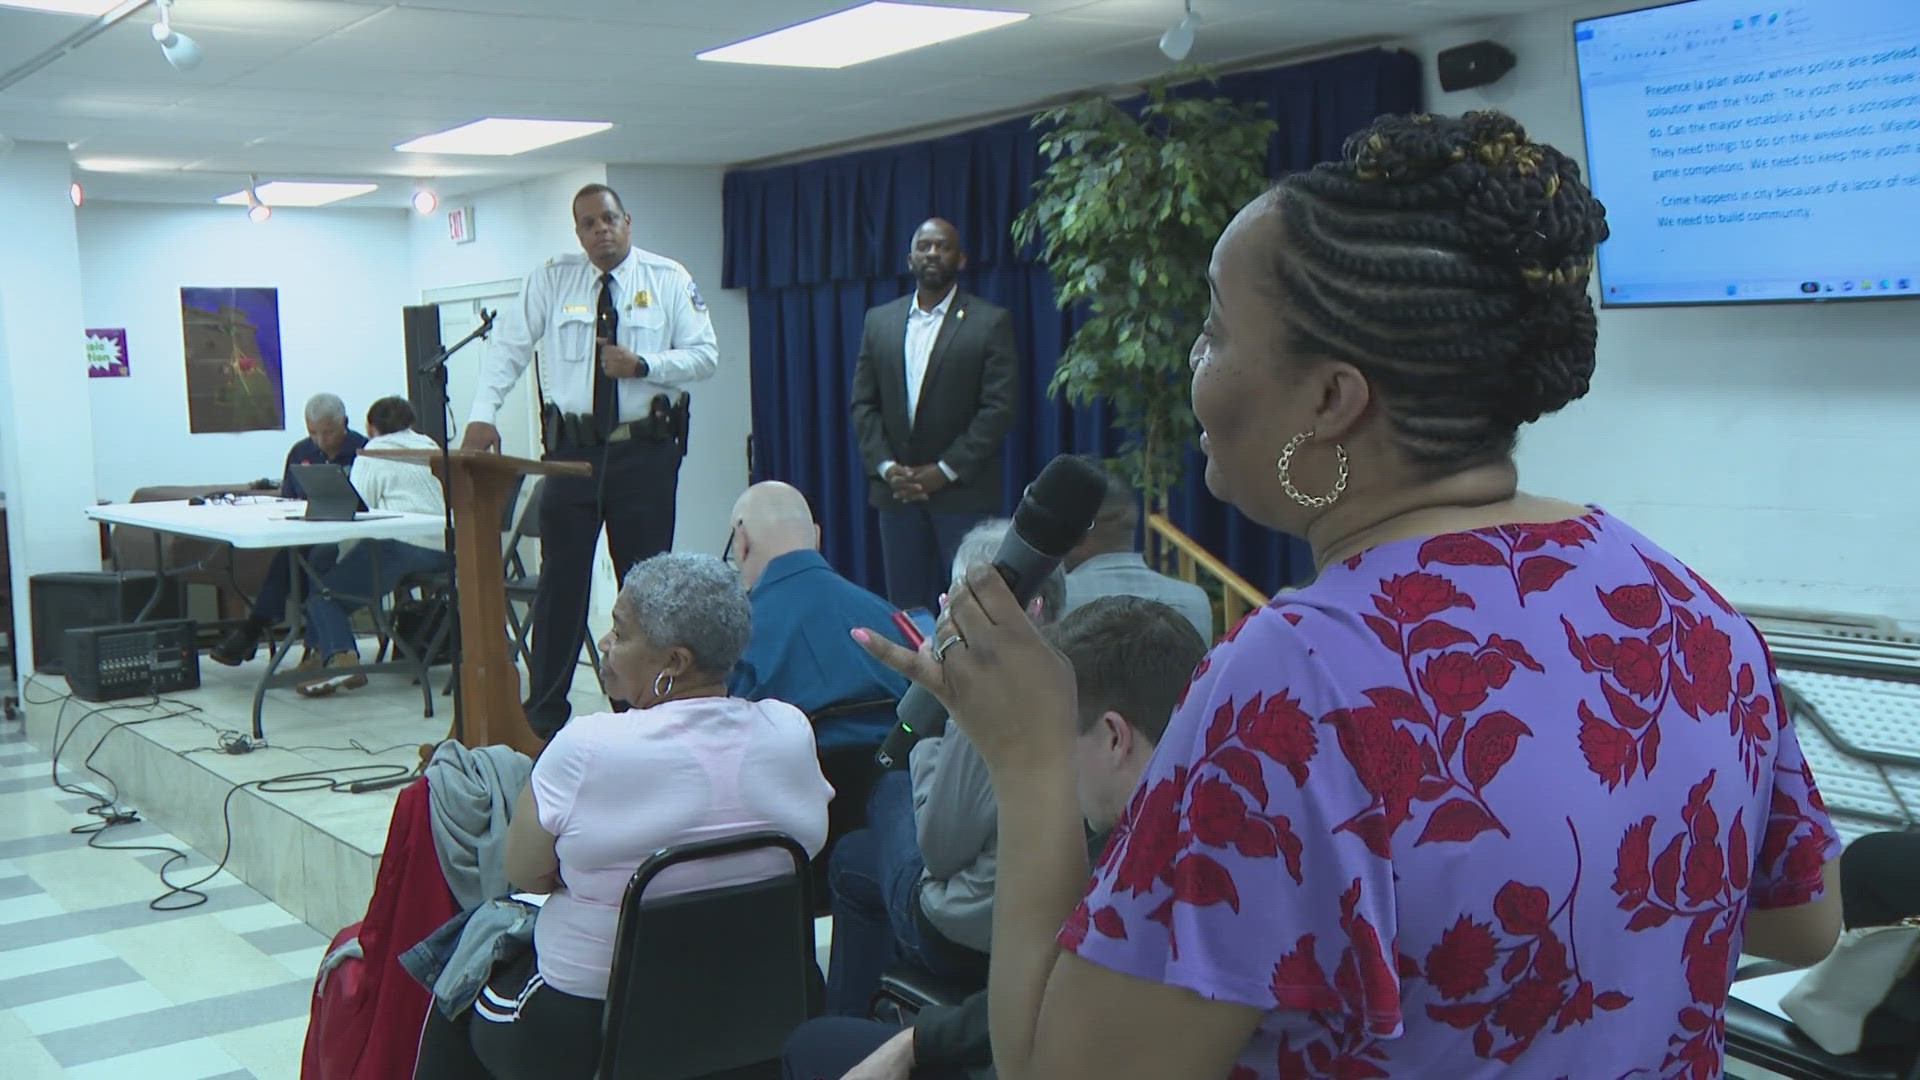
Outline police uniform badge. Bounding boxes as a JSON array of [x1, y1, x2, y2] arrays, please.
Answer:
[[688, 282, 708, 312], [633, 290, 652, 309]]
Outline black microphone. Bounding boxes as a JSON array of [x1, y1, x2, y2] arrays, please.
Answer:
[[875, 454, 1107, 769]]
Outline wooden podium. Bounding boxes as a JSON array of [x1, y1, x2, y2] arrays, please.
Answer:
[[362, 448, 590, 759]]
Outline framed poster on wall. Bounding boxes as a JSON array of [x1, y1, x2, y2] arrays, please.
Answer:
[[179, 287, 286, 433]]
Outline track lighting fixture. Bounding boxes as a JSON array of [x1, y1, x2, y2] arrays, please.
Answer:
[[1159, 0, 1198, 62], [244, 175, 270, 222], [151, 0, 201, 72]]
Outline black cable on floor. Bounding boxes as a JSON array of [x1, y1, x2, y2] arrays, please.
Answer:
[[23, 672, 416, 910]]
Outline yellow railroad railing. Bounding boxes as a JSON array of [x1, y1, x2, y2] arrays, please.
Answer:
[[1145, 513, 1268, 641]]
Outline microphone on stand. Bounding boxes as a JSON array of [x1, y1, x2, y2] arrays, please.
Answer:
[[875, 454, 1107, 769]]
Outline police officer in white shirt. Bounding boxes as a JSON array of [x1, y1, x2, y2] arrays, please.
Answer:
[[462, 183, 718, 735]]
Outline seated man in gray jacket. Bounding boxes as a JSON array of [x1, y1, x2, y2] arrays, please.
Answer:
[[823, 519, 1065, 1017], [788, 596, 1207, 1078], [1063, 466, 1214, 642]]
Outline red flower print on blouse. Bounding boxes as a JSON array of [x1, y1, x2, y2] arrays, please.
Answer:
[[1612, 771, 1766, 1079], [1418, 519, 1593, 606], [1419, 652, 1490, 717], [1112, 766, 1190, 897], [1061, 513, 1836, 1080], [1567, 549, 1777, 793], [1425, 917, 1499, 1000], [1405, 820, 1631, 1064], [1598, 584, 1663, 630], [1678, 619, 1734, 711], [1610, 637, 1663, 699], [1266, 881, 1401, 1079], [1376, 573, 1474, 625]]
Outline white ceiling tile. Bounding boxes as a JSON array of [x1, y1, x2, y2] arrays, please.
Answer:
[[2, 0, 1524, 205]]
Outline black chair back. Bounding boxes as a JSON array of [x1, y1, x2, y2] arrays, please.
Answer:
[[805, 697, 900, 914], [599, 831, 815, 1080]]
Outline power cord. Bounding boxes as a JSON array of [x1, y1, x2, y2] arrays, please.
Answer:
[[24, 673, 417, 911]]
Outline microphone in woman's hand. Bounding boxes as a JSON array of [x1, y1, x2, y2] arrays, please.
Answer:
[[875, 454, 1107, 768]]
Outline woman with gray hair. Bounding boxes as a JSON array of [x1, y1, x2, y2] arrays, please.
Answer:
[[417, 552, 832, 1080]]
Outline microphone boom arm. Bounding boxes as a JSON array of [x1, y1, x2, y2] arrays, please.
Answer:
[[414, 307, 495, 375]]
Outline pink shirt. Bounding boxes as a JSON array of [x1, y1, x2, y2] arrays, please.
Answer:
[[530, 696, 833, 998]]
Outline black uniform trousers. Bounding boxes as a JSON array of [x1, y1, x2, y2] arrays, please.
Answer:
[[524, 433, 682, 736]]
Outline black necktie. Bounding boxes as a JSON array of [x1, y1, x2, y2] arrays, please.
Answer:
[[593, 272, 619, 435]]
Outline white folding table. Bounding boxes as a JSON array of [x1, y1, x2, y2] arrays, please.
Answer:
[[86, 497, 448, 740]]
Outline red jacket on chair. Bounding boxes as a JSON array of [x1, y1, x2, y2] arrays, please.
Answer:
[[301, 777, 462, 1080]]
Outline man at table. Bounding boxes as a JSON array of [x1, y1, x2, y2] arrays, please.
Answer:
[[209, 392, 366, 666], [297, 396, 450, 698]]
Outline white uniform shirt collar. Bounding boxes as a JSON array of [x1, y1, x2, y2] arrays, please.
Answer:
[[595, 248, 642, 291]]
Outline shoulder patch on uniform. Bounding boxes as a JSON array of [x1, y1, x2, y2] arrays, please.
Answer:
[[688, 281, 708, 312]]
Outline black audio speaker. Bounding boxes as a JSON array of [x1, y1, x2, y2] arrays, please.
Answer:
[[29, 571, 182, 675], [1438, 41, 1516, 92], [403, 304, 448, 445]]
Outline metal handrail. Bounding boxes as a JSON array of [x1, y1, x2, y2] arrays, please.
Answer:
[[1144, 514, 1267, 640]]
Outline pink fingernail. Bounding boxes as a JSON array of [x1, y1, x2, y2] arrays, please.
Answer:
[[850, 629, 871, 644]]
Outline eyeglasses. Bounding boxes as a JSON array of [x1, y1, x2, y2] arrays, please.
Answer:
[[720, 526, 736, 566]]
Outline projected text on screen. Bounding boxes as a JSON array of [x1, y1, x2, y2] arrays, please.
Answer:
[[1575, 0, 1920, 306]]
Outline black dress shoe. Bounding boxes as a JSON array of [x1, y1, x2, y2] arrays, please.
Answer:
[[209, 625, 261, 666]]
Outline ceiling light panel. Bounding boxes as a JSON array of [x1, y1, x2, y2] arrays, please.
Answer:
[[698, 2, 1030, 70], [394, 117, 612, 156], [0, 1, 127, 15], [214, 180, 377, 206]]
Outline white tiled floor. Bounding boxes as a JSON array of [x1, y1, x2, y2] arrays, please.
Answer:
[[0, 722, 311, 1079]]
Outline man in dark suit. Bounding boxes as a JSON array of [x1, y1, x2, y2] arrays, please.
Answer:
[[850, 218, 1020, 612]]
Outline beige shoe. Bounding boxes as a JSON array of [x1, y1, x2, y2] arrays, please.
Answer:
[[297, 652, 367, 698]]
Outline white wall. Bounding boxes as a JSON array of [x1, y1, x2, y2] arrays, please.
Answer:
[[1400, 2, 1920, 625], [79, 203, 413, 501], [0, 142, 103, 677], [410, 165, 607, 299]]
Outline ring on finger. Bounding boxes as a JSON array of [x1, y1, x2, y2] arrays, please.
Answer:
[[932, 632, 967, 662]]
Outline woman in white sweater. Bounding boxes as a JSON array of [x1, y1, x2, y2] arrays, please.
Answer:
[[299, 395, 450, 697]]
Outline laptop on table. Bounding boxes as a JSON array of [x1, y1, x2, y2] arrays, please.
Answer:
[[286, 465, 395, 523]]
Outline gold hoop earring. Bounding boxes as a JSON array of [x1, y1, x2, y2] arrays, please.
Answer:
[[652, 670, 673, 700], [1278, 431, 1349, 509]]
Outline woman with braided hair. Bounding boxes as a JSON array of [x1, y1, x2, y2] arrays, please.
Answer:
[[851, 111, 1843, 1079]]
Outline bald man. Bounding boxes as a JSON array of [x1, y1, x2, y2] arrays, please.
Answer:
[[849, 217, 1020, 612], [727, 482, 911, 746], [727, 483, 915, 898]]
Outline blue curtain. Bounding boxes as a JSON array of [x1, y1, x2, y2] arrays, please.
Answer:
[[724, 48, 1423, 594]]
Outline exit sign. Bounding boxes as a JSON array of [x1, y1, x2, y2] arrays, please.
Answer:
[[448, 206, 476, 244]]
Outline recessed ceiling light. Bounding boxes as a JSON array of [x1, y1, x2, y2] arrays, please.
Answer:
[[74, 157, 171, 172], [394, 118, 612, 156], [215, 181, 379, 207], [0, 1, 128, 15], [698, 2, 1028, 70]]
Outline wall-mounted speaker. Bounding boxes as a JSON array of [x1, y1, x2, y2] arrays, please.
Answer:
[[1438, 40, 1517, 93]]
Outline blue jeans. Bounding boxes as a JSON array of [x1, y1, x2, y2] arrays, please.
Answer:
[[303, 540, 451, 657], [824, 771, 986, 1017], [875, 505, 983, 614]]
